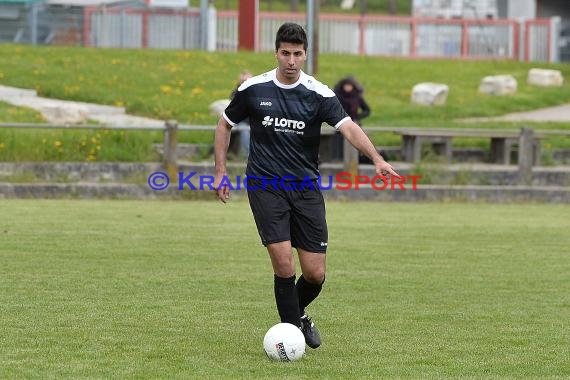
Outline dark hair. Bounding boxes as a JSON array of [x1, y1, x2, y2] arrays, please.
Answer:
[[334, 75, 364, 95], [275, 22, 308, 52]]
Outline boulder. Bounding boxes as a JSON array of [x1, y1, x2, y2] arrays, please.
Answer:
[[478, 75, 517, 96], [527, 68, 564, 87], [209, 99, 231, 117], [411, 83, 449, 106], [40, 105, 88, 125], [341, 0, 355, 10]]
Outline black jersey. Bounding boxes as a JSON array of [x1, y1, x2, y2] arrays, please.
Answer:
[[223, 69, 350, 180]]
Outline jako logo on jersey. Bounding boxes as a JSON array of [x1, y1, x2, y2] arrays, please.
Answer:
[[260, 101, 272, 106], [262, 116, 305, 130]]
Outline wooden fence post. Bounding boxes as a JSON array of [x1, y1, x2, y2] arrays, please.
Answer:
[[518, 127, 534, 186], [164, 120, 178, 180], [343, 138, 359, 177]]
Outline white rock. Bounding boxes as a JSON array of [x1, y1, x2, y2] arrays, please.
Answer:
[[209, 99, 231, 117], [478, 75, 517, 96], [341, 0, 355, 10], [527, 68, 564, 87], [411, 83, 449, 106], [40, 105, 88, 124]]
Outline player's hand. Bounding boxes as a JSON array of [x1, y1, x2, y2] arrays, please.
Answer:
[[375, 159, 399, 180], [213, 172, 230, 203]]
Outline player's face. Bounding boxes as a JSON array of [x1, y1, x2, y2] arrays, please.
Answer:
[[275, 42, 306, 84]]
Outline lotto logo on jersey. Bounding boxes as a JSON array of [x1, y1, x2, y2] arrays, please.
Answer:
[[262, 116, 273, 127], [262, 115, 305, 131]]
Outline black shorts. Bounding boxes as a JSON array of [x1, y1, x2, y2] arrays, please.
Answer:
[[247, 178, 328, 253]]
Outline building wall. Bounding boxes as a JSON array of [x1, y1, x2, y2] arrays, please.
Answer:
[[537, 0, 570, 19], [413, 0, 498, 19], [496, 0, 569, 21], [496, 0, 535, 19]]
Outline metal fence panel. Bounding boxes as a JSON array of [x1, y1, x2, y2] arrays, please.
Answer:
[[527, 22, 550, 62], [148, 13, 200, 49], [149, 14, 185, 49], [416, 24, 463, 57], [0, 4, 31, 43], [468, 24, 513, 57], [87, 8, 201, 49], [46, 5, 84, 46], [0, 3, 76, 45], [91, 11, 142, 48], [216, 11, 237, 51], [0, 3, 558, 63], [319, 19, 359, 54], [364, 21, 411, 56]]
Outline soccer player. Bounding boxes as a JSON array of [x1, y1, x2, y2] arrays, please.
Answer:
[[213, 22, 397, 349]]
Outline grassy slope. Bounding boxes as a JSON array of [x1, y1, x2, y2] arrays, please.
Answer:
[[2, 45, 570, 126], [0, 101, 44, 123], [0, 200, 568, 378], [1, 45, 570, 161]]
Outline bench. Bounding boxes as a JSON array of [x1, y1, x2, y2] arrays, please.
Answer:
[[396, 128, 544, 165], [319, 126, 405, 162]]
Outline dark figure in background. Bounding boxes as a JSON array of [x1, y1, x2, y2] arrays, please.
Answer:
[[230, 70, 253, 157], [332, 76, 371, 161], [230, 70, 253, 100]]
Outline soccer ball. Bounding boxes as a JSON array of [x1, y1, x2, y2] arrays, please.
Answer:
[[263, 323, 306, 362]]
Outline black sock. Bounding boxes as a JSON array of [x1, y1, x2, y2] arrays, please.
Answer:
[[274, 275, 301, 327], [297, 275, 325, 316]]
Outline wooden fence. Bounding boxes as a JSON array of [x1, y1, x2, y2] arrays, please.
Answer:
[[1, 121, 569, 186]]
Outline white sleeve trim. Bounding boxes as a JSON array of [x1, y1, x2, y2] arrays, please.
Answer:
[[333, 116, 351, 130], [239, 69, 274, 91], [301, 72, 336, 97], [222, 111, 237, 128]]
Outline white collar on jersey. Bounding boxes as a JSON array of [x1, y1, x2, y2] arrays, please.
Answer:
[[272, 68, 306, 89], [238, 68, 335, 98]]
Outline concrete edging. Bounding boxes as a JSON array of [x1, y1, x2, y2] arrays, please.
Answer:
[[0, 182, 568, 202]]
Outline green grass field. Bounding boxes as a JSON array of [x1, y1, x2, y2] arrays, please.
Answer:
[[1, 200, 568, 378]]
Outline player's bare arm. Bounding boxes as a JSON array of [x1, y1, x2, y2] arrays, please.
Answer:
[[338, 120, 399, 177], [214, 116, 232, 203]]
